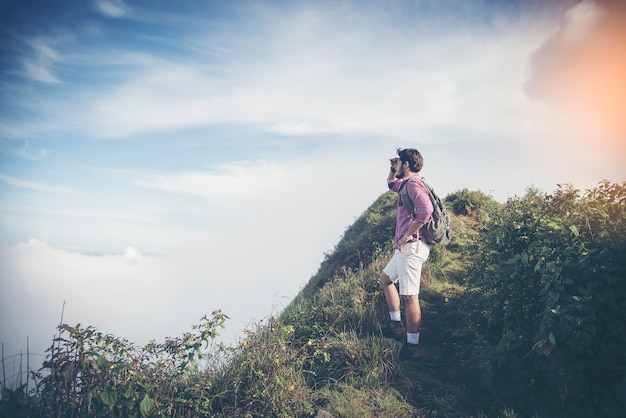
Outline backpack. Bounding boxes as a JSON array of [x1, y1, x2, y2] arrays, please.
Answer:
[[399, 177, 451, 246]]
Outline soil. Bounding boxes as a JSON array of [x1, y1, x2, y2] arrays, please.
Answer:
[[390, 289, 502, 417]]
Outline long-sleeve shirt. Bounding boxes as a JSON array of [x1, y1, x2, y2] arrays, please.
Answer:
[[388, 174, 433, 247]]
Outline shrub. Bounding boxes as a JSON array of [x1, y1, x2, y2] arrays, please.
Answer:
[[446, 188, 501, 221], [466, 181, 626, 415], [10, 311, 229, 417]]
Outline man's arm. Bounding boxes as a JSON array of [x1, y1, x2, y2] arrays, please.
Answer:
[[399, 221, 424, 250], [387, 158, 398, 182]]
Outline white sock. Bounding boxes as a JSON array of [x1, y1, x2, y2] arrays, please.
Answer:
[[407, 332, 420, 345], [389, 311, 401, 322]]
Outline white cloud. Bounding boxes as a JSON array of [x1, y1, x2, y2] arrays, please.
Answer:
[[0, 187, 344, 368], [0, 239, 178, 362], [94, 0, 129, 18], [525, 0, 626, 143], [268, 121, 317, 136], [8, 240, 169, 308], [29, 39, 61, 61], [134, 160, 289, 201], [0, 204, 159, 223], [69, 6, 545, 142], [19, 38, 63, 83], [0, 175, 74, 194], [560, 0, 602, 45], [124, 246, 142, 264], [0, 140, 48, 160], [23, 62, 61, 83]]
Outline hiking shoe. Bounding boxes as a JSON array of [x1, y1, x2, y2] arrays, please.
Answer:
[[382, 321, 406, 341], [399, 343, 424, 362]]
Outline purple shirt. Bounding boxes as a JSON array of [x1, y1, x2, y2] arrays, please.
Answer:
[[388, 174, 433, 247]]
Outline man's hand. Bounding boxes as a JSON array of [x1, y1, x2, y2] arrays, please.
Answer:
[[399, 222, 424, 250], [399, 235, 412, 251]]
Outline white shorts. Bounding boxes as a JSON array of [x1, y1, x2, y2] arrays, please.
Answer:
[[383, 240, 430, 295]]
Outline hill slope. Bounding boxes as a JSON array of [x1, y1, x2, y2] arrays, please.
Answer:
[[275, 192, 506, 417]]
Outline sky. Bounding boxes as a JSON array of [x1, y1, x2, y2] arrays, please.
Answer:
[[1, 0, 625, 377]]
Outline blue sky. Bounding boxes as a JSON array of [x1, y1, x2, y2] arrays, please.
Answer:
[[1, 0, 624, 371]]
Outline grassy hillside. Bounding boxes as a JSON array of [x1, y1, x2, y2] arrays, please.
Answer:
[[275, 192, 505, 417], [2, 182, 624, 417]]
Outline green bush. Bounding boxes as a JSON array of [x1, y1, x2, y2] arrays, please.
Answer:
[[466, 181, 626, 415], [3, 311, 229, 417], [446, 188, 501, 221]]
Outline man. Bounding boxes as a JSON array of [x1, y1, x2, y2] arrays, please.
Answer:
[[381, 148, 433, 361]]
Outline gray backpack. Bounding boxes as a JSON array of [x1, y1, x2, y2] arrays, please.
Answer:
[[399, 177, 451, 246]]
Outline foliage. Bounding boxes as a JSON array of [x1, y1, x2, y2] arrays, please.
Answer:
[[209, 320, 315, 417], [316, 383, 416, 417], [445, 188, 501, 222], [466, 181, 626, 416], [2, 311, 229, 418], [282, 263, 398, 386]]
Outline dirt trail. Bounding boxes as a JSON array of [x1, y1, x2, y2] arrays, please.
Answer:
[[391, 290, 496, 417]]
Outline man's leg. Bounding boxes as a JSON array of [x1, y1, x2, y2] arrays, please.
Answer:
[[380, 268, 406, 340], [398, 241, 429, 360], [400, 294, 424, 359], [403, 294, 421, 334], [380, 271, 401, 313], [399, 294, 424, 360], [401, 241, 429, 335]]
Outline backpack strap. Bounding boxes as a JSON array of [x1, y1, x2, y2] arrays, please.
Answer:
[[398, 176, 423, 217]]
